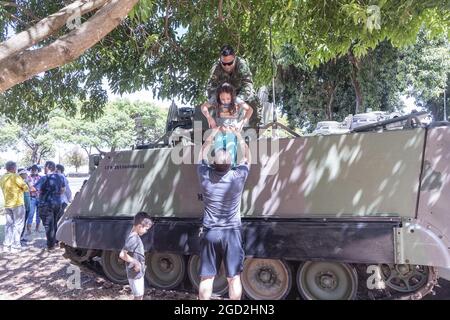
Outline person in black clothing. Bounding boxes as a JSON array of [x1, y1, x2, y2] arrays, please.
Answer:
[[35, 161, 65, 250]]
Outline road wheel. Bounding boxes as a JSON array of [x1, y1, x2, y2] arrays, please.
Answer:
[[297, 261, 358, 300], [187, 255, 228, 296], [101, 250, 128, 285], [145, 252, 186, 289], [241, 258, 292, 300]]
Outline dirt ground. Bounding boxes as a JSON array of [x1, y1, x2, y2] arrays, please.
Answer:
[[0, 220, 198, 300]]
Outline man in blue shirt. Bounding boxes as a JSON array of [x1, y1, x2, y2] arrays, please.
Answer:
[[35, 161, 65, 250], [197, 128, 251, 300]]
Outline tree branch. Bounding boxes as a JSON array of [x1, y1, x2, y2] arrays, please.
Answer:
[[218, 0, 224, 22], [348, 50, 363, 114], [94, 146, 104, 154], [0, 1, 41, 22], [20, 131, 34, 150], [0, 0, 139, 93], [164, 0, 170, 39], [0, 0, 109, 63], [40, 145, 52, 159], [81, 146, 90, 157], [2, 10, 30, 28], [22, 138, 34, 150], [325, 84, 336, 120]]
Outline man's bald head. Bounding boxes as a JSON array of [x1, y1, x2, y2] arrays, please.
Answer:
[[213, 149, 231, 173]]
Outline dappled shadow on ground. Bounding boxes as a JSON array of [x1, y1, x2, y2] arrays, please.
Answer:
[[0, 227, 198, 300]]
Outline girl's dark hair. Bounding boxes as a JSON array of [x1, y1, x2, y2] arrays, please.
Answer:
[[216, 83, 237, 116]]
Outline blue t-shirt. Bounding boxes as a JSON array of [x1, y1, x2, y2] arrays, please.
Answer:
[[122, 232, 146, 279], [35, 173, 65, 206], [197, 160, 249, 229]]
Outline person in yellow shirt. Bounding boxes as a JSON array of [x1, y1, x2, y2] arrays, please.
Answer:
[[0, 161, 29, 253]]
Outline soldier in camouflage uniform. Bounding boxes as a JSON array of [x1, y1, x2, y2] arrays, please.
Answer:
[[202, 45, 261, 129]]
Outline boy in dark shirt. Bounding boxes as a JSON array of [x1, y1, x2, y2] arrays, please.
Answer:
[[119, 212, 153, 300]]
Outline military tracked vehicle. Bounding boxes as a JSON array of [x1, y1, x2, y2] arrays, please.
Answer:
[[57, 104, 450, 300]]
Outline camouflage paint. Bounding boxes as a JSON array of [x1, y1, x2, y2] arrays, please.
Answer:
[[64, 128, 425, 220]]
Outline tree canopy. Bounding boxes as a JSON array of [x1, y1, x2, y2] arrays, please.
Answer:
[[0, 100, 167, 165], [277, 30, 449, 131], [0, 116, 19, 151], [50, 99, 168, 154], [400, 31, 450, 120], [0, 0, 448, 124]]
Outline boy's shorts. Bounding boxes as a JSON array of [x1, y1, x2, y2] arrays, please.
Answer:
[[128, 276, 145, 297], [199, 228, 244, 278]]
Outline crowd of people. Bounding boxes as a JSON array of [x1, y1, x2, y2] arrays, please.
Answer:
[[0, 160, 72, 253]]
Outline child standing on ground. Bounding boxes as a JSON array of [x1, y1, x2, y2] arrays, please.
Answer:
[[119, 212, 154, 300]]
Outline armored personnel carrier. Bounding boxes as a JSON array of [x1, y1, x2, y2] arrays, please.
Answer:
[[57, 105, 450, 300]]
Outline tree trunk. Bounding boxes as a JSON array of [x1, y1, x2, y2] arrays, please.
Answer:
[[348, 51, 363, 114], [82, 147, 91, 158], [428, 101, 441, 121], [218, 0, 224, 21], [32, 147, 39, 164], [0, 0, 139, 93], [326, 84, 336, 120]]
